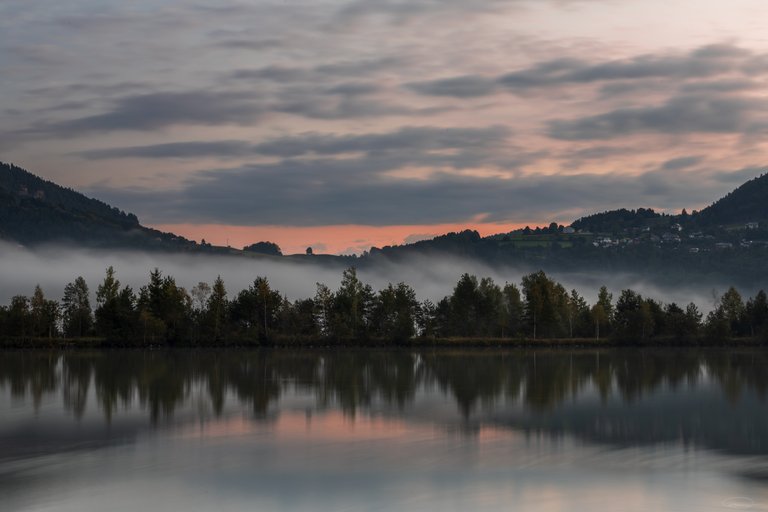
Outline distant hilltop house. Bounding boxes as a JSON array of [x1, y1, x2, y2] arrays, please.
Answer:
[[16, 184, 45, 200], [562, 226, 576, 234], [746, 222, 760, 229]]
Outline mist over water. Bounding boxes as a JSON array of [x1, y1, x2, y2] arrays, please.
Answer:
[[0, 241, 732, 310]]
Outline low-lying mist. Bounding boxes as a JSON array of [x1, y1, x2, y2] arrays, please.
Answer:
[[0, 242, 736, 311]]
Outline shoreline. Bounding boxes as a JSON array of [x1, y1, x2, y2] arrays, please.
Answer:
[[1, 336, 765, 350]]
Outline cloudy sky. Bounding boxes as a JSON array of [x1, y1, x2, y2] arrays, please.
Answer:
[[3, 0, 768, 254]]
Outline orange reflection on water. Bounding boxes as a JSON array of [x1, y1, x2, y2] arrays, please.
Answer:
[[176, 410, 522, 445], [177, 411, 434, 442]]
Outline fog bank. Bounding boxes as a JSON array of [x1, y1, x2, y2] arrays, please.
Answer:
[[0, 242, 735, 311]]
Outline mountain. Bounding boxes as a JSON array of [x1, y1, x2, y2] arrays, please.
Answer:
[[0, 162, 196, 250], [3, 161, 768, 287], [358, 172, 768, 287], [569, 173, 768, 233], [697, 173, 768, 226]]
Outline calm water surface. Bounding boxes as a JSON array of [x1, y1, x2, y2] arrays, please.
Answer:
[[2, 348, 768, 511]]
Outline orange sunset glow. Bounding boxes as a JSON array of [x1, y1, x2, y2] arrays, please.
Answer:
[[3, 0, 767, 254], [152, 222, 531, 254]]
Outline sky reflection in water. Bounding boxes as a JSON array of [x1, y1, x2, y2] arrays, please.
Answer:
[[2, 348, 768, 511]]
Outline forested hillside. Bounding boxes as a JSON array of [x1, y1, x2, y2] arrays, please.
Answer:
[[571, 173, 768, 233], [697, 173, 768, 226], [0, 162, 194, 249], [571, 208, 664, 233], [3, 161, 768, 288]]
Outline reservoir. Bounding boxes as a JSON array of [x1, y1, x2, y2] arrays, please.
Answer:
[[2, 348, 767, 511]]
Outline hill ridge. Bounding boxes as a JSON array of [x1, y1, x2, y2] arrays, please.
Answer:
[[0, 161, 192, 250]]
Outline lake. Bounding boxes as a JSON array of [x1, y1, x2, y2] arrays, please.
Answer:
[[2, 348, 768, 511]]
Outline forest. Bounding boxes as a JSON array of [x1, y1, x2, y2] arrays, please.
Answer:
[[1, 266, 767, 346]]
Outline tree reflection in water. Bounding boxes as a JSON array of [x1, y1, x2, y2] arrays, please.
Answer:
[[2, 348, 768, 456]]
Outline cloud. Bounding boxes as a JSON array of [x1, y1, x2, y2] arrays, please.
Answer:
[[325, 82, 380, 96], [4, 43, 67, 65], [313, 57, 402, 76], [36, 62, 433, 138], [34, 83, 425, 138], [6, 0, 768, 238], [78, 126, 511, 160], [251, 126, 510, 157], [407, 44, 768, 98], [41, 91, 264, 135], [661, 156, 702, 171], [26, 82, 150, 98], [231, 58, 401, 83], [214, 38, 283, 51], [712, 166, 768, 184], [272, 95, 439, 120], [231, 66, 313, 82], [597, 81, 657, 99], [90, 153, 764, 227], [332, 0, 600, 26], [563, 145, 637, 160], [506, 44, 748, 85], [53, 12, 145, 32], [405, 75, 498, 98], [559, 145, 641, 169], [678, 79, 760, 94], [79, 141, 254, 160], [335, 0, 511, 22], [547, 94, 768, 140]]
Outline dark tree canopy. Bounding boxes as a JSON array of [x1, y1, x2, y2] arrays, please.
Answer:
[[3, 265, 764, 346], [243, 241, 282, 256]]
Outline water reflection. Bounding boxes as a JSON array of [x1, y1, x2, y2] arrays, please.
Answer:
[[3, 349, 768, 444], [3, 348, 768, 511]]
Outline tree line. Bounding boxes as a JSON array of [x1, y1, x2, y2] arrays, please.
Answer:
[[1, 266, 767, 344]]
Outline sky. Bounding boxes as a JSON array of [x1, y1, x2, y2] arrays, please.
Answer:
[[2, 0, 768, 254]]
